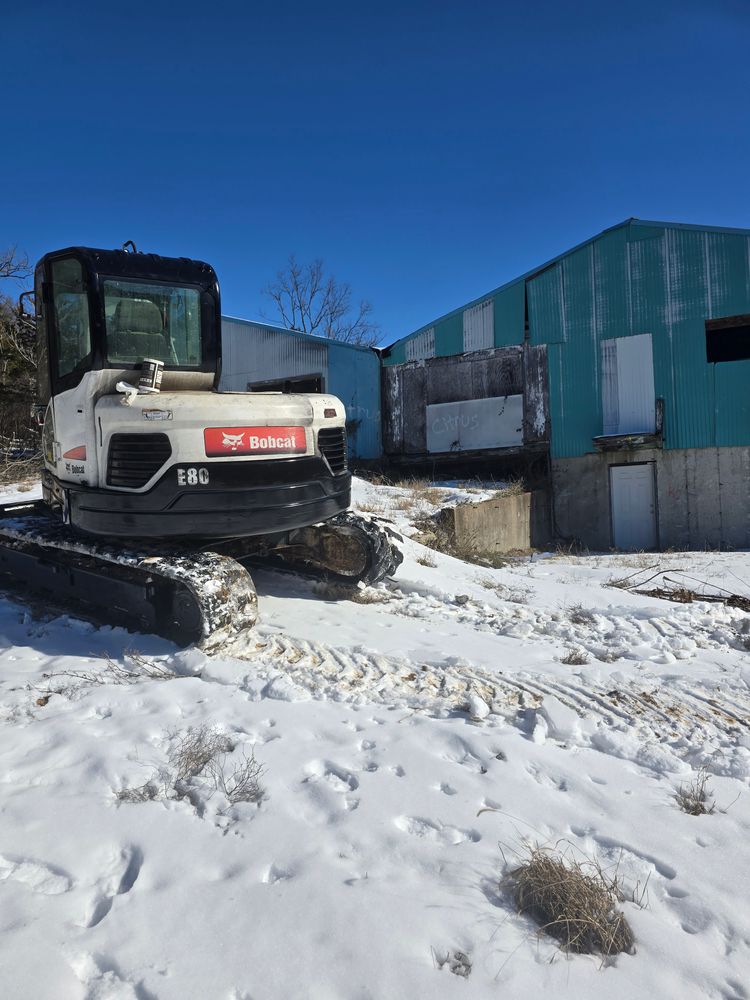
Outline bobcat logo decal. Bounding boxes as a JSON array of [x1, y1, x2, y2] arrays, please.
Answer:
[[222, 432, 245, 451]]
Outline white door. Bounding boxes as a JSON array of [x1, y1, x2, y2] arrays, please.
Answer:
[[610, 463, 657, 550]]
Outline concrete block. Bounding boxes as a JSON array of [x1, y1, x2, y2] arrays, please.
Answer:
[[452, 490, 551, 553]]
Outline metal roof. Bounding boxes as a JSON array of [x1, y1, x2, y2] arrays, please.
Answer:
[[221, 315, 380, 356], [389, 218, 750, 349]]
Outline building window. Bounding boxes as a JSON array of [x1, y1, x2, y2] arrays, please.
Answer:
[[601, 333, 655, 435], [705, 315, 750, 363], [248, 373, 324, 393]]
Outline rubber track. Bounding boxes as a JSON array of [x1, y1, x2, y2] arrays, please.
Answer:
[[0, 511, 258, 650], [322, 512, 404, 585]]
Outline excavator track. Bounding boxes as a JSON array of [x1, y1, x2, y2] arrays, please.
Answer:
[[249, 512, 404, 585], [0, 502, 258, 651]]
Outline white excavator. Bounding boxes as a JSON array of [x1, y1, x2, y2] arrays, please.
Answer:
[[0, 244, 401, 649]]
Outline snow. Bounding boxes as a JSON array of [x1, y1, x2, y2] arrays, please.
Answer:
[[1, 476, 750, 998]]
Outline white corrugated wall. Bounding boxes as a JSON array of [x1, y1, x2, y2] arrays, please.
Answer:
[[463, 299, 494, 353], [220, 319, 329, 391]]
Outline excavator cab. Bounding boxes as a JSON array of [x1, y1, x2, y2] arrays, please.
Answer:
[[34, 246, 221, 409]]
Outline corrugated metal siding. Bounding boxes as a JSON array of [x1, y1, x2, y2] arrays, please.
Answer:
[[528, 265, 565, 345], [406, 327, 435, 361], [463, 299, 494, 352], [435, 312, 463, 357], [493, 281, 525, 347], [221, 319, 329, 390], [327, 347, 382, 460], [220, 318, 382, 459], [533, 224, 750, 457], [386, 219, 750, 458]]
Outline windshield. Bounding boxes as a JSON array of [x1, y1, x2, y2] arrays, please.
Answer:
[[103, 278, 202, 367]]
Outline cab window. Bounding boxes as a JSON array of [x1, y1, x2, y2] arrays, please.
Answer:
[[103, 279, 201, 367], [51, 258, 91, 378]]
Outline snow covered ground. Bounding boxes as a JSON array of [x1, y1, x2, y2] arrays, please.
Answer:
[[1, 477, 749, 999]]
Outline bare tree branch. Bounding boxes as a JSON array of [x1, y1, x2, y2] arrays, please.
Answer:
[[0, 246, 37, 450], [262, 256, 380, 346], [0, 246, 30, 282]]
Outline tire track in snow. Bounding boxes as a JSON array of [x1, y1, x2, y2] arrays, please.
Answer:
[[221, 630, 750, 758]]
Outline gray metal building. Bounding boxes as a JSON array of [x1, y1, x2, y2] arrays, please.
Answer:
[[220, 317, 382, 460]]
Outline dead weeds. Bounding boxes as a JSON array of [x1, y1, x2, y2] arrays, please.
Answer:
[[560, 647, 590, 665], [504, 845, 636, 957], [676, 767, 715, 816]]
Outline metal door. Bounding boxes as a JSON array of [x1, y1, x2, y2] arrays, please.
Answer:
[[609, 463, 657, 550]]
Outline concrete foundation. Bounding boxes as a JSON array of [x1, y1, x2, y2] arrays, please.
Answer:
[[552, 446, 750, 550], [452, 490, 552, 553]]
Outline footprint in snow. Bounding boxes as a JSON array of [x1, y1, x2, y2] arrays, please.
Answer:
[[301, 761, 360, 820], [69, 952, 141, 1000], [442, 737, 487, 774], [81, 846, 143, 928], [394, 816, 480, 845], [0, 854, 72, 895], [261, 863, 294, 885]]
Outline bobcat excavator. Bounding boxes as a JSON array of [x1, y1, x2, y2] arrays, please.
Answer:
[[0, 244, 401, 650]]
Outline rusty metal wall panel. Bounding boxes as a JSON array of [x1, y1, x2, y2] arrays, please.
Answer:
[[522, 344, 549, 444], [471, 349, 522, 398], [401, 364, 427, 453], [382, 345, 549, 456], [425, 356, 473, 405], [382, 366, 403, 453]]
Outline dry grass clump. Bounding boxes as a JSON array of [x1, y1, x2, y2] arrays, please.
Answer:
[[505, 846, 635, 957], [117, 724, 265, 809], [212, 748, 266, 805], [415, 516, 516, 569], [561, 647, 590, 665], [565, 602, 596, 625], [496, 478, 525, 498], [676, 767, 715, 816], [38, 649, 175, 700], [168, 725, 234, 781], [416, 551, 437, 568], [356, 501, 385, 514]]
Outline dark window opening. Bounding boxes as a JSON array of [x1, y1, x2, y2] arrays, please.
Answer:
[[248, 373, 325, 393], [706, 315, 750, 363]]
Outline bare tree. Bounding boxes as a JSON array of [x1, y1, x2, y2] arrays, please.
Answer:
[[0, 246, 30, 282], [0, 247, 37, 456], [262, 256, 380, 346]]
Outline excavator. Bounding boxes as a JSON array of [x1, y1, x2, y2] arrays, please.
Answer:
[[0, 244, 401, 650]]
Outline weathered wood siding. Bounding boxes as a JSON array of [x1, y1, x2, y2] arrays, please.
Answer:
[[382, 344, 549, 456]]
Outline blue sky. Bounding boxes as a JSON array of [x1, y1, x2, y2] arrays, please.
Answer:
[[2, 0, 749, 344]]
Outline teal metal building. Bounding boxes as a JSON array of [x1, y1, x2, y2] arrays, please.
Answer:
[[382, 220, 750, 550]]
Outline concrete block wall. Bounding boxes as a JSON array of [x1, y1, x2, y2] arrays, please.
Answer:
[[452, 490, 552, 553], [551, 446, 750, 550]]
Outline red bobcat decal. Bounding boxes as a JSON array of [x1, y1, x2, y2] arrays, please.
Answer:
[[204, 426, 307, 457]]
